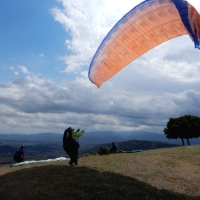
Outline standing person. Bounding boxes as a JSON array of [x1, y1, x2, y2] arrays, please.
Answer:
[[19, 145, 25, 162], [63, 127, 84, 166], [14, 145, 25, 163], [110, 142, 118, 153]]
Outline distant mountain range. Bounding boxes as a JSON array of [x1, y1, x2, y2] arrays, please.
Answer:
[[1, 130, 200, 146]]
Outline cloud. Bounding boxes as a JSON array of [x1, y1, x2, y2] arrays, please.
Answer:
[[50, 0, 141, 73], [10, 66, 19, 75], [19, 66, 30, 74], [10, 66, 14, 70]]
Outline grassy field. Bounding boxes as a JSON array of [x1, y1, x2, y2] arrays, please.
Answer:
[[0, 145, 200, 200]]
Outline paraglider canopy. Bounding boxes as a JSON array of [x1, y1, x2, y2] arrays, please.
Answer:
[[88, 0, 200, 87]]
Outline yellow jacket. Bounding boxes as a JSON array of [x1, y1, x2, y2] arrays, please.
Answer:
[[71, 130, 84, 140]]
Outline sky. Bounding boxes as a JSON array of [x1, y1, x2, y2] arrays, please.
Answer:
[[0, 0, 200, 134]]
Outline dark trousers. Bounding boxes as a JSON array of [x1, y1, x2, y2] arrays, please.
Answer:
[[63, 146, 78, 164]]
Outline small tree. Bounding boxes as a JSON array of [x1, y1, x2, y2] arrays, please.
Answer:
[[163, 115, 200, 146]]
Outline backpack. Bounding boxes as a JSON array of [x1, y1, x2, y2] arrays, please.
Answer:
[[63, 129, 80, 149], [63, 129, 74, 147], [99, 146, 110, 155], [13, 151, 19, 162]]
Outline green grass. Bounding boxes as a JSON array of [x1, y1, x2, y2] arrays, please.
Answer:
[[0, 145, 200, 200]]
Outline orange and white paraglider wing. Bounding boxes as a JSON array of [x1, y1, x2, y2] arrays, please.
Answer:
[[88, 0, 200, 88]]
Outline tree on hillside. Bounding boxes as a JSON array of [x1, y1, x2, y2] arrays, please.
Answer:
[[163, 115, 200, 146]]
